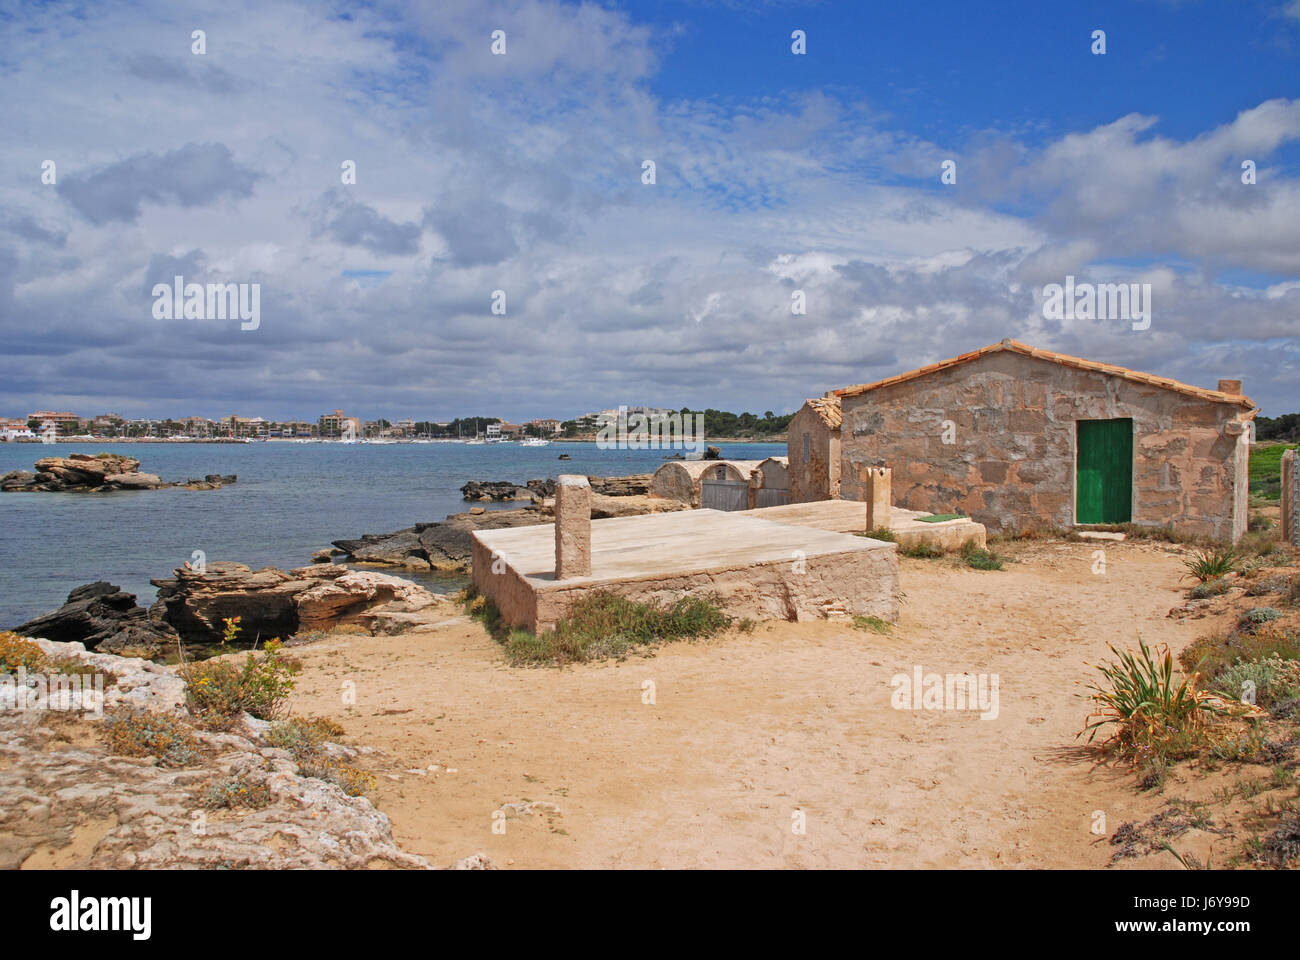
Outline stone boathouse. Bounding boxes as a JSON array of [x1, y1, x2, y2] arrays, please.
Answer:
[[786, 339, 1257, 541]]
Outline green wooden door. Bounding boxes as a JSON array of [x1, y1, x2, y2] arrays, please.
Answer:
[[1076, 419, 1133, 524]]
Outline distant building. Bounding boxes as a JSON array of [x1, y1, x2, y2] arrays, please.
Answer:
[[499, 422, 524, 438], [27, 410, 80, 436], [529, 418, 562, 434], [318, 409, 361, 439]]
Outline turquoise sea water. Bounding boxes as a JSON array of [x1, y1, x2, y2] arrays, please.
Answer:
[[0, 440, 784, 627]]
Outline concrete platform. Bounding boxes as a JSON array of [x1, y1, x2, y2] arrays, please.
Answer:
[[749, 500, 987, 551], [472, 508, 898, 633]]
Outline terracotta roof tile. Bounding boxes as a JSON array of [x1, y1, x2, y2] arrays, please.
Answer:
[[834, 339, 1255, 409], [804, 395, 842, 430]]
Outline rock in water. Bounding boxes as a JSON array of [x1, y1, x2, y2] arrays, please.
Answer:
[[10, 582, 179, 659]]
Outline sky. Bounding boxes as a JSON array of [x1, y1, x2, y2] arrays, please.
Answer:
[[0, 0, 1298, 422]]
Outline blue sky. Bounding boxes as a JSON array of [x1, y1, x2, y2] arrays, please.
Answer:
[[0, 0, 1297, 420]]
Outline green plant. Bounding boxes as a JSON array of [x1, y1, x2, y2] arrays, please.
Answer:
[[852, 615, 891, 633], [218, 616, 241, 654], [1081, 636, 1220, 761], [901, 542, 944, 559], [1183, 546, 1237, 583], [201, 775, 272, 809], [1216, 656, 1300, 708], [864, 527, 896, 542], [500, 591, 731, 666], [101, 709, 198, 766], [181, 638, 301, 729], [1189, 578, 1233, 600], [961, 540, 1004, 571], [1241, 606, 1283, 627], [1180, 624, 1300, 683], [270, 716, 373, 796]]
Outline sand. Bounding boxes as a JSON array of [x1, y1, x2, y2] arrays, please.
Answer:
[[285, 539, 1240, 868]]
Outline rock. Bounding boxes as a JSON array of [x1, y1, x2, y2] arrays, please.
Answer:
[[589, 473, 651, 496], [469, 507, 485, 515], [557, 453, 571, 460], [450, 853, 497, 870], [311, 548, 334, 564], [294, 568, 444, 634], [9, 582, 179, 659], [2, 453, 226, 493], [334, 508, 547, 571], [0, 470, 35, 491], [150, 562, 310, 646], [460, 480, 535, 502], [704, 445, 722, 460], [111, 472, 164, 489]]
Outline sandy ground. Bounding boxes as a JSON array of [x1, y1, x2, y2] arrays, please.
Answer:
[[286, 539, 1242, 868]]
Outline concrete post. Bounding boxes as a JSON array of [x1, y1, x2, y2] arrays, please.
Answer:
[[555, 474, 592, 579], [862, 466, 892, 531], [1282, 449, 1298, 548]]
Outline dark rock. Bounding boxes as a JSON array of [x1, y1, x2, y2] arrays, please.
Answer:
[[11, 582, 178, 659], [460, 480, 535, 502], [150, 562, 307, 646], [704, 445, 722, 460]]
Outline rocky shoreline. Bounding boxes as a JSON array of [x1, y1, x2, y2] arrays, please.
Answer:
[[1, 453, 235, 493], [0, 635, 491, 869], [10, 563, 452, 661]]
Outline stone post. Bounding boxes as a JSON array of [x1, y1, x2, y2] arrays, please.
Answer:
[[555, 474, 592, 579], [861, 466, 892, 531], [1283, 449, 1298, 548]]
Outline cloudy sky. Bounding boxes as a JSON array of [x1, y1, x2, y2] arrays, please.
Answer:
[[1, 0, 1298, 422]]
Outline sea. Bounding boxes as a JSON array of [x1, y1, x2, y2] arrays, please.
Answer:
[[0, 440, 784, 627]]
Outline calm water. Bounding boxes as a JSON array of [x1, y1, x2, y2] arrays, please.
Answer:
[[0, 440, 784, 627]]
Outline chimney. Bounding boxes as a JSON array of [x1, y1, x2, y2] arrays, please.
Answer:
[[1217, 379, 1242, 395], [554, 475, 592, 579]]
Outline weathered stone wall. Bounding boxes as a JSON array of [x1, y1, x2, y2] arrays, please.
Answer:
[[788, 404, 839, 503], [838, 351, 1250, 540]]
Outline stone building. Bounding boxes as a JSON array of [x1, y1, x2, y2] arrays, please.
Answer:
[[788, 396, 842, 503], [789, 339, 1256, 541]]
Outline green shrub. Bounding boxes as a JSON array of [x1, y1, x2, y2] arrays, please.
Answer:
[[901, 542, 944, 559], [1190, 578, 1233, 600], [1241, 606, 1283, 628], [852, 615, 891, 633], [102, 709, 198, 767], [181, 639, 301, 729], [270, 716, 373, 796], [1179, 624, 1300, 683], [201, 775, 272, 809], [1081, 636, 1219, 762], [501, 591, 731, 666], [1183, 546, 1237, 583], [1215, 657, 1300, 708], [961, 541, 1004, 571], [864, 527, 896, 542]]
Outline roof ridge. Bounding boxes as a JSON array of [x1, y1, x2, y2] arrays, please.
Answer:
[[834, 340, 1255, 408]]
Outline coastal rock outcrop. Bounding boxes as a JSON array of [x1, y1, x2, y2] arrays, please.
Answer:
[[334, 508, 546, 570], [149, 561, 450, 645], [0, 453, 236, 493], [11, 582, 179, 659], [460, 474, 652, 503], [0, 637, 457, 869]]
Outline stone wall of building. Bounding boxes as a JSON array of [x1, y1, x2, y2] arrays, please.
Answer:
[[838, 351, 1251, 540], [788, 403, 840, 503]]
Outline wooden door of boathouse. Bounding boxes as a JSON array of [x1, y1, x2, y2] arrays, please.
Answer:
[[701, 465, 749, 511], [1075, 418, 1133, 524]]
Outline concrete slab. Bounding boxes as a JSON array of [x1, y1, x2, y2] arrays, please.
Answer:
[[472, 508, 898, 633], [750, 500, 987, 552]]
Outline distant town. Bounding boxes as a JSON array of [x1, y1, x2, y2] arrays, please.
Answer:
[[0, 406, 794, 442]]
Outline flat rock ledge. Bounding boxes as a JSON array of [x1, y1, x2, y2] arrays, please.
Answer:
[[0, 638, 493, 870], [1, 453, 235, 492]]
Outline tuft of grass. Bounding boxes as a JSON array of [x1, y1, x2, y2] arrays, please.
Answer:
[[500, 591, 731, 666], [101, 708, 198, 767], [1183, 546, 1238, 583], [900, 542, 944, 559], [852, 615, 891, 634], [960, 540, 1004, 571], [863, 527, 896, 542], [1081, 636, 1220, 763]]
